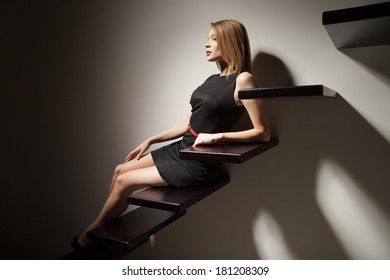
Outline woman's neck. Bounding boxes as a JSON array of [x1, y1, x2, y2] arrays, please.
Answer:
[[217, 61, 230, 76]]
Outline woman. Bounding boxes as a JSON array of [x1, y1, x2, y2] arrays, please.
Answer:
[[71, 19, 270, 249]]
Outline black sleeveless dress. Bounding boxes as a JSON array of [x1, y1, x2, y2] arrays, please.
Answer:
[[151, 74, 245, 188]]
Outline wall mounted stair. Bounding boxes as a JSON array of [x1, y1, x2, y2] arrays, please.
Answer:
[[88, 207, 185, 250], [322, 2, 390, 49], [128, 177, 230, 213], [238, 85, 337, 99], [179, 138, 279, 163]]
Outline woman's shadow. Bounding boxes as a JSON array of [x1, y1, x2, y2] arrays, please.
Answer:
[[232, 52, 295, 138], [252, 52, 295, 88]]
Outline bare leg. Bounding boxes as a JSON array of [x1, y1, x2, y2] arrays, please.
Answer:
[[107, 153, 155, 196], [78, 160, 167, 245]]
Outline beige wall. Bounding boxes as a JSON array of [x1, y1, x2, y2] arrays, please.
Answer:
[[3, 0, 389, 259]]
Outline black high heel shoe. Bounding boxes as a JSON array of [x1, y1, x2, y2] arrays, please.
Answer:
[[70, 236, 92, 251]]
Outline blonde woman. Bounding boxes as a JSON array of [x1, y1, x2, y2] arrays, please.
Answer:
[[71, 19, 270, 249]]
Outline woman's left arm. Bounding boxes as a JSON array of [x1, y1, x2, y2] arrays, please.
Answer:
[[193, 72, 271, 146]]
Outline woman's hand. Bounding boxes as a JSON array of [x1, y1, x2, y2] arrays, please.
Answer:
[[193, 133, 223, 147], [125, 140, 151, 161]]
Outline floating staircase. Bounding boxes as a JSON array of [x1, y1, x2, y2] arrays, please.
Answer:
[[85, 84, 337, 256]]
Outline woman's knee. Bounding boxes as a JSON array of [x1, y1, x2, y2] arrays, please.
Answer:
[[113, 171, 149, 196], [112, 174, 133, 195], [114, 164, 124, 178]]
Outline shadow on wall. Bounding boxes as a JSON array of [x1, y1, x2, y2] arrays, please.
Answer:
[[252, 52, 295, 88], [342, 46, 390, 86], [251, 95, 390, 259], [248, 51, 390, 259]]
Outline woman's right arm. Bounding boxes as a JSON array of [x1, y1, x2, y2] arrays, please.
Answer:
[[125, 112, 191, 161]]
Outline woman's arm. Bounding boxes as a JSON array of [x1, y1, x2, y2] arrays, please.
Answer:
[[126, 112, 191, 161], [193, 72, 271, 147]]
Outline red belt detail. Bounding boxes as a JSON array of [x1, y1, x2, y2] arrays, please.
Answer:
[[188, 125, 198, 137]]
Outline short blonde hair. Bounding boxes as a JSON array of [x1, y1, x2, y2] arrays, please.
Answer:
[[211, 19, 251, 75]]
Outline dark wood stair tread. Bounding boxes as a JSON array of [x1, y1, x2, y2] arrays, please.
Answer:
[[87, 207, 185, 249], [322, 2, 390, 49], [128, 177, 230, 213], [239, 85, 337, 99], [179, 138, 278, 163]]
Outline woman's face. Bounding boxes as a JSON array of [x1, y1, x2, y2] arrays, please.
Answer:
[[205, 28, 222, 62]]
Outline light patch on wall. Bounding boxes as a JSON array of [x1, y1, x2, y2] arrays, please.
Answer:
[[252, 210, 296, 259], [315, 158, 390, 259]]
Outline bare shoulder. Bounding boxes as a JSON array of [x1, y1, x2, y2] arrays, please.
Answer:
[[234, 72, 257, 106], [236, 72, 257, 89]]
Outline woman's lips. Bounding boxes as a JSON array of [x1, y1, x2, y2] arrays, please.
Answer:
[[206, 51, 212, 56]]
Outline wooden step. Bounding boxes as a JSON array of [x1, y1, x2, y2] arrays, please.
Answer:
[[128, 176, 230, 213], [322, 2, 390, 49], [87, 207, 185, 249], [238, 85, 337, 99], [179, 138, 278, 163]]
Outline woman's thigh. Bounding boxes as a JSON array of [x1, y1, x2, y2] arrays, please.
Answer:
[[118, 166, 167, 186], [116, 166, 167, 195], [117, 153, 155, 174]]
